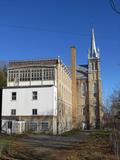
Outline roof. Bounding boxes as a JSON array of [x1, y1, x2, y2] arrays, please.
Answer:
[[8, 58, 59, 69], [88, 29, 99, 59], [76, 65, 88, 79], [8, 58, 71, 77], [2, 85, 54, 89]]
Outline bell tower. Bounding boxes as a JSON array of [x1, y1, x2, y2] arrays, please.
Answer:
[[87, 29, 103, 129]]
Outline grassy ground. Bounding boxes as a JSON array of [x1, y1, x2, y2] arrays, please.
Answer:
[[0, 130, 117, 160], [67, 131, 116, 160]]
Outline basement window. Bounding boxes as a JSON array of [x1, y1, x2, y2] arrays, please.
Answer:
[[29, 121, 38, 132], [41, 121, 49, 130]]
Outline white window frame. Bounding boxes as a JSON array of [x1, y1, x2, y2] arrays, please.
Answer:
[[32, 91, 37, 100]]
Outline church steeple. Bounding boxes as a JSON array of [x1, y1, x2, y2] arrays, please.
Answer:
[[88, 29, 99, 59], [88, 29, 102, 129]]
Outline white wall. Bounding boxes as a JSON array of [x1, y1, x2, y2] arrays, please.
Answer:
[[7, 80, 55, 87], [2, 86, 57, 116]]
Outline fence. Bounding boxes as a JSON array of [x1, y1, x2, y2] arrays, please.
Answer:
[[111, 115, 120, 160], [2, 120, 52, 134]]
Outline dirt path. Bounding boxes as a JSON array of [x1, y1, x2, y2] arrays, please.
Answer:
[[18, 131, 89, 149], [0, 131, 117, 160]]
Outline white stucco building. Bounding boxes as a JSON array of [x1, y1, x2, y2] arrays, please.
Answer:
[[2, 58, 72, 134]]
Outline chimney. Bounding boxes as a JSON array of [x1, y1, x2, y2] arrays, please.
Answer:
[[71, 46, 77, 128]]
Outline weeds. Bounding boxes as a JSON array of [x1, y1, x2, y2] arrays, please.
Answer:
[[61, 129, 81, 136], [0, 131, 116, 160]]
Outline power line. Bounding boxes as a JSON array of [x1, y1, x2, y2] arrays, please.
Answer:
[[0, 23, 90, 37]]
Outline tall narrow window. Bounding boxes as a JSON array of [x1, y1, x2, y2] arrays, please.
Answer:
[[11, 109, 16, 115], [32, 91, 37, 100], [8, 121, 12, 129], [92, 63, 94, 70], [93, 83, 97, 97], [83, 107, 86, 116], [81, 82, 86, 96], [32, 109, 37, 115], [95, 63, 97, 70], [12, 92, 16, 100]]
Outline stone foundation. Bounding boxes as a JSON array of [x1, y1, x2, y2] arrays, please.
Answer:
[[2, 115, 57, 135]]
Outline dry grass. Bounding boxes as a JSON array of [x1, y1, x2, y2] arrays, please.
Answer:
[[67, 131, 116, 160], [0, 131, 117, 160]]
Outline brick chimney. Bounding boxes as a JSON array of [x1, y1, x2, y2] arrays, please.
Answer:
[[71, 46, 77, 128]]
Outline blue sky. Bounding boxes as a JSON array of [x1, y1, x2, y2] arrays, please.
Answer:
[[0, 0, 120, 103]]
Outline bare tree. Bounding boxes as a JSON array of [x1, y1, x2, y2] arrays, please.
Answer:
[[110, 88, 120, 116], [109, 0, 120, 15]]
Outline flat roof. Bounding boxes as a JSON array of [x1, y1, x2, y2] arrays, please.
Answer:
[[2, 85, 55, 89]]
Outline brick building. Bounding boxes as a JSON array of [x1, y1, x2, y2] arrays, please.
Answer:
[[72, 29, 103, 129], [1, 29, 103, 134]]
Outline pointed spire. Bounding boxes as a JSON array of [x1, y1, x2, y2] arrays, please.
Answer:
[[88, 28, 99, 59], [91, 28, 97, 54]]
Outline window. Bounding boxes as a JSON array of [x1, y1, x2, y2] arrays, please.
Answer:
[[93, 83, 97, 97], [29, 121, 38, 131], [8, 67, 55, 82], [32, 109, 37, 115], [12, 92, 16, 100], [91, 62, 97, 70], [92, 63, 94, 70], [11, 109, 16, 115], [95, 106, 97, 114], [43, 68, 55, 80], [32, 91, 37, 100], [39, 69, 42, 80], [8, 121, 12, 129], [83, 107, 86, 116], [95, 63, 97, 70], [41, 121, 49, 130], [81, 82, 86, 96]]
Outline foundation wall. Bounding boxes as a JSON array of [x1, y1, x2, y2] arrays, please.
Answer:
[[2, 116, 57, 134]]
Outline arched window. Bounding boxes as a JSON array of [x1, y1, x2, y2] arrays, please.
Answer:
[[81, 82, 86, 96]]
